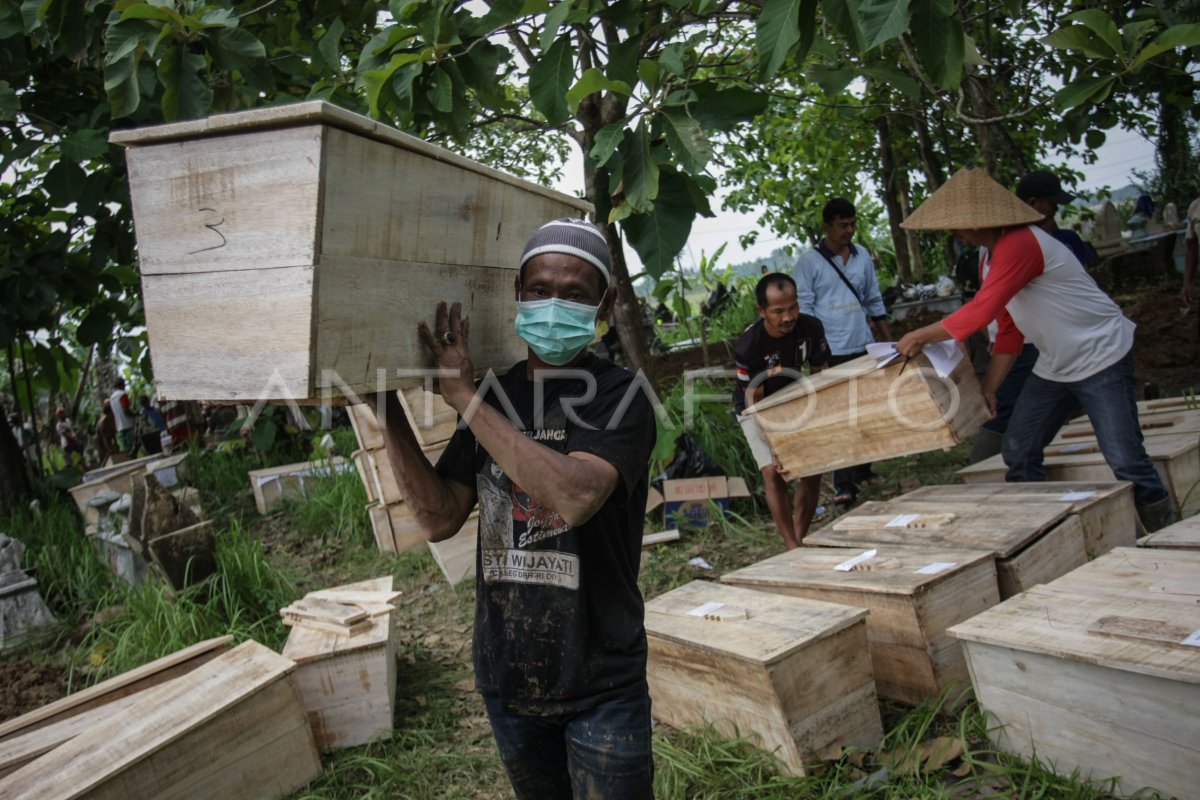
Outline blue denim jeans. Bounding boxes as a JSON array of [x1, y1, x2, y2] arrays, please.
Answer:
[[1002, 348, 1169, 508], [484, 686, 654, 800]]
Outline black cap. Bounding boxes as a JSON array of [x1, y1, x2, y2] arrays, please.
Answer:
[[1016, 171, 1074, 204]]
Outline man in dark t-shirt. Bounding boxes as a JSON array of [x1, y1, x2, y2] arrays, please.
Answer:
[[734, 273, 830, 548], [364, 218, 656, 799]]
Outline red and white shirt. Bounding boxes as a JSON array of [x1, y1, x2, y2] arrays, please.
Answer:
[[942, 225, 1134, 382]]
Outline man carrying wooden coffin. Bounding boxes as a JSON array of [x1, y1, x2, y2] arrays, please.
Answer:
[[895, 165, 1177, 533], [734, 272, 831, 549], [364, 218, 657, 799]]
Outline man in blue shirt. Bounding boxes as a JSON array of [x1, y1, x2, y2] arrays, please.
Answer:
[[1015, 171, 1095, 269], [794, 198, 891, 504]]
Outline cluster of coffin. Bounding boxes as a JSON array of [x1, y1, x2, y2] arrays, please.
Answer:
[[645, 473, 1199, 798]]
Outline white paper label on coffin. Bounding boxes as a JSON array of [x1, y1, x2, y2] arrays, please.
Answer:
[[1181, 628, 1200, 647], [914, 562, 958, 575], [1058, 491, 1096, 501], [834, 549, 877, 571], [886, 513, 921, 527], [687, 601, 726, 617]]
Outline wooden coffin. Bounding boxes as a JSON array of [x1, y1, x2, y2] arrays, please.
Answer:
[[957, 434, 1200, 518], [805, 500, 1087, 599], [1044, 546, 1198, 605], [0, 640, 321, 800], [247, 456, 350, 515], [366, 500, 427, 555], [68, 455, 164, 526], [356, 444, 448, 508], [282, 577, 398, 751], [722, 545, 998, 705], [897, 481, 1136, 558], [749, 352, 988, 477], [427, 511, 479, 586], [1139, 515, 1200, 549], [948, 585, 1200, 798], [346, 389, 457, 452], [1052, 407, 1200, 445], [112, 101, 588, 402], [644, 580, 882, 776], [0, 637, 232, 779]]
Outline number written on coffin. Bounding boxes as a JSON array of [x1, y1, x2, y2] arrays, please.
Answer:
[[188, 207, 227, 255]]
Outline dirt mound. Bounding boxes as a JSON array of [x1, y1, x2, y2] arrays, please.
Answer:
[[0, 658, 68, 722]]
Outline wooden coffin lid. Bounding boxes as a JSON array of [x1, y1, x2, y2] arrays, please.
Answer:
[[109, 100, 591, 214], [948, 585, 1200, 684], [247, 456, 348, 484], [1140, 516, 1200, 549], [644, 581, 867, 666], [958, 433, 1198, 479], [721, 545, 995, 596], [806, 500, 1071, 558], [1043, 547, 1200, 605], [748, 354, 879, 413], [282, 576, 397, 664], [1056, 408, 1200, 441], [899, 481, 1132, 512]]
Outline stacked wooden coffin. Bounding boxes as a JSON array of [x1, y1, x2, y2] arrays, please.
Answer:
[[110, 101, 590, 403], [643, 581, 883, 776], [0, 640, 321, 800], [281, 577, 400, 752], [748, 351, 988, 477], [348, 390, 478, 585], [948, 547, 1200, 798]]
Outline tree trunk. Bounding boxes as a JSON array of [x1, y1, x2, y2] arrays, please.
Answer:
[[875, 114, 914, 284], [1155, 65, 1199, 211], [71, 345, 95, 420], [0, 409, 32, 516], [913, 103, 957, 272], [963, 75, 1031, 182]]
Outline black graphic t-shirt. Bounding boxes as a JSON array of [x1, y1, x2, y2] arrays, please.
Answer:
[[436, 354, 656, 714], [732, 316, 830, 413]]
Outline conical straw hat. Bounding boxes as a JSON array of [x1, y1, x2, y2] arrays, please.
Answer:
[[901, 164, 1043, 230]]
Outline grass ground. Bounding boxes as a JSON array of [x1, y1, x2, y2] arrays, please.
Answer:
[[2, 428, 1175, 800]]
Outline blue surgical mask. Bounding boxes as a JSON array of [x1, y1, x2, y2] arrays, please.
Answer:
[[514, 298, 601, 366]]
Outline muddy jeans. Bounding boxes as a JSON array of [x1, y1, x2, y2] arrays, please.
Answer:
[[484, 685, 653, 800]]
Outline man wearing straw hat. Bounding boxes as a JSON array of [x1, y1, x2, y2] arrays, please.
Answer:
[[895, 165, 1177, 532]]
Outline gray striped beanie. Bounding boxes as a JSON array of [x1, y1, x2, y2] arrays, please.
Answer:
[[520, 218, 611, 284]]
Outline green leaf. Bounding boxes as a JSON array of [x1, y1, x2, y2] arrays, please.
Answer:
[[861, 67, 919, 100], [539, 0, 572, 51], [963, 34, 988, 66], [316, 17, 345, 74], [0, 81, 18, 121], [249, 417, 277, 453], [607, 32, 644, 86], [76, 305, 114, 347], [856, 0, 909, 50], [1085, 129, 1105, 149], [589, 121, 625, 168], [909, 2, 963, 90], [1052, 74, 1115, 111], [1042, 25, 1113, 59], [103, 49, 141, 118], [43, 159, 86, 205], [198, 8, 236, 28], [757, 0, 807, 78], [1063, 9, 1122, 57], [808, 63, 854, 95], [119, 2, 181, 25], [361, 50, 426, 116], [661, 109, 711, 174], [463, 0, 524, 37], [658, 42, 686, 75], [159, 45, 212, 121], [688, 84, 769, 131], [822, 0, 864, 50], [211, 27, 266, 71], [1131, 23, 1200, 69], [1121, 19, 1158, 55], [425, 66, 454, 113], [60, 128, 108, 163], [621, 170, 698, 278], [620, 123, 659, 214], [637, 58, 659, 92], [565, 67, 630, 114], [529, 35, 574, 125]]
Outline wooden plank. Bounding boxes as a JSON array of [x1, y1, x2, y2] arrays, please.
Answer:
[[722, 546, 998, 704], [994, 514, 1087, 598], [1139, 515, 1200, 550], [957, 434, 1200, 518], [346, 404, 384, 451], [281, 598, 370, 626], [959, 641, 1198, 799], [351, 450, 378, 502], [247, 457, 349, 515], [0, 636, 231, 744], [642, 529, 681, 547], [397, 386, 458, 447], [809, 500, 1070, 558], [1053, 408, 1200, 444], [427, 512, 479, 586], [0, 694, 146, 780], [898, 481, 1137, 558], [750, 353, 988, 477], [1044, 547, 1200, 606], [365, 502, 398, 554], [0, 641, 320, 800]]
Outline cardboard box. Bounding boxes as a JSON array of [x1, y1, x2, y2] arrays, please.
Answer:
[[645, 476, 751, 527]]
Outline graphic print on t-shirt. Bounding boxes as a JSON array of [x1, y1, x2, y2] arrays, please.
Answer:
[[476, 406, 579, 591]]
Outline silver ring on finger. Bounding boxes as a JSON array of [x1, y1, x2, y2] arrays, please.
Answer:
[[440, 330, 456, 345]]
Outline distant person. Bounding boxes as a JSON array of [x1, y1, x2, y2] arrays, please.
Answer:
[[1015, 171, 1096, 269], [733, 273, 830, 549], [1184, 192, 1198, 336], [110, 378, 134, 454], [794, 197, 891, 504], [896, 164, 1177, 533], [136, 395, 167, 455], [55, 407, 85, 461], [95, 401, 117, 465]]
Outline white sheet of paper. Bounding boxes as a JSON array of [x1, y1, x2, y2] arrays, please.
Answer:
[[688, 557, 713, 570], [1058, 491, 1096, 501], [886, 513, 921, 527], [834, 549, 877, 572], [866, 342, 902, 368], [914, 562, 958, 575], [1181, 629, 1200, 647], [687, 601, 725, 617], [923, 340, 964, 378]]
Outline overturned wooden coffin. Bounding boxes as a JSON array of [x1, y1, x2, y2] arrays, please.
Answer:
[[957, 434, 1200, 518], [112, 101, 590, 402], [723, 545, 998, 705], [805, 500, 1086, 599], [896, 481, 1136, 559], [749, 352, 988, 477], [948, 554, 1200, 799], [644, 580, 882, 776], [0, 640, 321, 800]]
